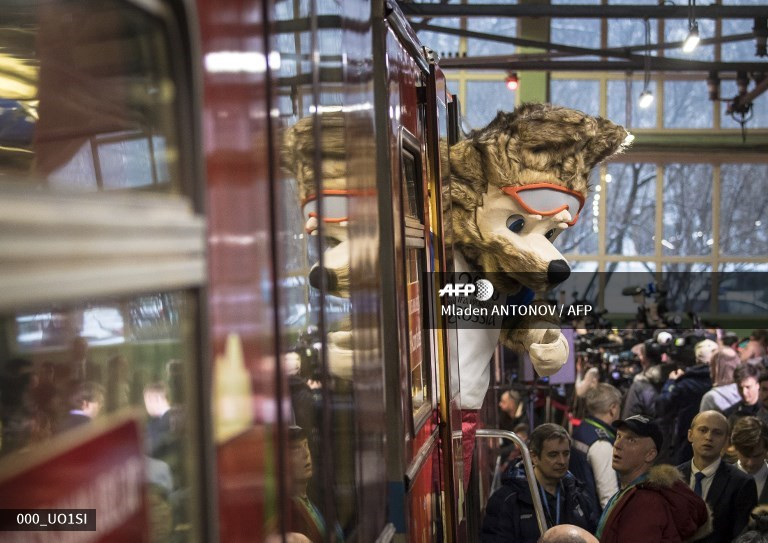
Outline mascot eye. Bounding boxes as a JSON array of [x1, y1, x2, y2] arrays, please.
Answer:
[[506, 215, 525, 233], [545, 229, 557, 240]]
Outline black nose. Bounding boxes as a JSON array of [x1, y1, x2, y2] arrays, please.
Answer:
[[309, 266, 338, 291], [547, 259, 571, 285]]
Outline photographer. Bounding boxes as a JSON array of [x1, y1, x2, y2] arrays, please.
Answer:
[[622, 341, 666, 420]]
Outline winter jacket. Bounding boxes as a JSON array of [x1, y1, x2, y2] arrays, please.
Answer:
[[623, 365, 664, 419], [598, 465, 712, 543], [699, 383, 741, 413], [571, 416, 618, 509], [481, 464, 599, 543], [655, 364, 712, 464], [726, 401, 768, 428]]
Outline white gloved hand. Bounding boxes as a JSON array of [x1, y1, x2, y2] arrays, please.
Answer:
[[524, 325, 569, 377]]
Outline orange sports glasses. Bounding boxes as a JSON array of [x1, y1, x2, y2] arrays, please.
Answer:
[[500, 183, 585, 227]]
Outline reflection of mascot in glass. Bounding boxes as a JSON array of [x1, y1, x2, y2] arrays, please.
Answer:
[[449, 104, 632, 484], [282, 113, 355, 380]]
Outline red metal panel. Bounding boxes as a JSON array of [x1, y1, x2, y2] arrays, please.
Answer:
[[197, 0, 281, 541], [0, 419, 148, 543]]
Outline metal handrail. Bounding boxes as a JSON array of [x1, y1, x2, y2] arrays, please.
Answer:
[[474, 429, 549, 536]]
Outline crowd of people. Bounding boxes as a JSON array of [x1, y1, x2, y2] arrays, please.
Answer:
[[483, 329, 768, 543]]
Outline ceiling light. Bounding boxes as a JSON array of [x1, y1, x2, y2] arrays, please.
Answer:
[[682, 22, 700, 53], [639, 90, 654, 108]]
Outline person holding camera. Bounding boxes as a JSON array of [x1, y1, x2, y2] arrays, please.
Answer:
[[622, 341, 666, 420]]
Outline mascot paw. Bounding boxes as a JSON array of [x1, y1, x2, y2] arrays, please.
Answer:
[[527, 328, 569, 377]]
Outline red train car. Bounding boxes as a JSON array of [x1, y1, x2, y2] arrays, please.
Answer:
[[0, 0, 528, 541]]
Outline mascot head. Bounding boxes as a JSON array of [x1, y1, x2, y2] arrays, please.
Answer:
[[449, 103, 632, 293]]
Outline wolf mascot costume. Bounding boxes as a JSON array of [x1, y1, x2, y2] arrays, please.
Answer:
[[450, 104, 632, 485], [283, 104, 632, 486]]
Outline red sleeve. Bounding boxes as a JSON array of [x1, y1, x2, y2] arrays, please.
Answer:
[[611, 490, 680, 543]]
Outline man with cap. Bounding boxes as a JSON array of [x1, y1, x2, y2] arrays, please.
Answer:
[[596, 415, 711, 543], [678, 410, 756, 543]]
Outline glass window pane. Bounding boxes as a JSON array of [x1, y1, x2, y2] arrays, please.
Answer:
[[721, 80, 768, 129], [607, 19, 657, 48], [716, 264, 768, 317], [663, 81, 713, 128], [663, 164, 713, 256], [722, 19, 757, 61], [662, 263, 712, 314], [603, 261, 657, 315], [550, 79, 600, 116], [465, 80, 516, 130], [558, 170, 598, 255], [551, 19, 600, 60], [416, 18, 461, 58], [605, 163, 656, 256], [1, 291, 199, 540], [607, 79, 658, 129], [1, 1, 182, 195], [720, 164, 768, 257], [467, 0, 516, 56]]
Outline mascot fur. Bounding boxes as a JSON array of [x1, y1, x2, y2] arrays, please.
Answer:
[[450, 103, 632, 485]]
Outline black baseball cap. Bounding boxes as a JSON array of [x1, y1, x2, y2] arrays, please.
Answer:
[[613, 415, 664, 452]]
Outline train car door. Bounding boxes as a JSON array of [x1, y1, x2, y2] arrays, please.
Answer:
[[0, 1, 210, 541], [374, 3, 460, 541], [424, 63, 467, 542]]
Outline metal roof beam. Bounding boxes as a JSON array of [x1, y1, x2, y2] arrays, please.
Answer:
[[414, 23, 754, 59], [437, 57, 768, 73], [399, 3, 768, 19]]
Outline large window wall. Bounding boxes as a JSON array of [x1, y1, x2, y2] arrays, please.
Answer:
[[415, 0, 768, 317]]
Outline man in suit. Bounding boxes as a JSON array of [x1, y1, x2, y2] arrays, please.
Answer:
[[678, 410, 757, 542], [731, 416, 768, 504]]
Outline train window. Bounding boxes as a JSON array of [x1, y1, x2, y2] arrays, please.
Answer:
[[0, 290, 200, 542], [406, 249, 429, 416], [400, 130, 432, 429], [0, 0, 183, 195], [402, 148, 424, 222]]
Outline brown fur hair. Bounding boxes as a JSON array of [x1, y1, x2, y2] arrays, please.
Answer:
[[450, 103, 631, 202]]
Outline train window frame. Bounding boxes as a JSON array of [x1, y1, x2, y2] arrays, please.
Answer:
[[0, 0, 201, 208], [0, 0, 210, 540], [399, 128, 433, 435]]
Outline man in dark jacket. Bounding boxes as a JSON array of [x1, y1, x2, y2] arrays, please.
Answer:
[[482, 423, 599, 543], [597, 415, 711, 543], [655, 356, 712, 465], [678, 410, 757, 543]]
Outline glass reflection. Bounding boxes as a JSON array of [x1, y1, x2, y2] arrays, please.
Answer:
[[0, 0, 180, 194], [0, 292, 196, 542]]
